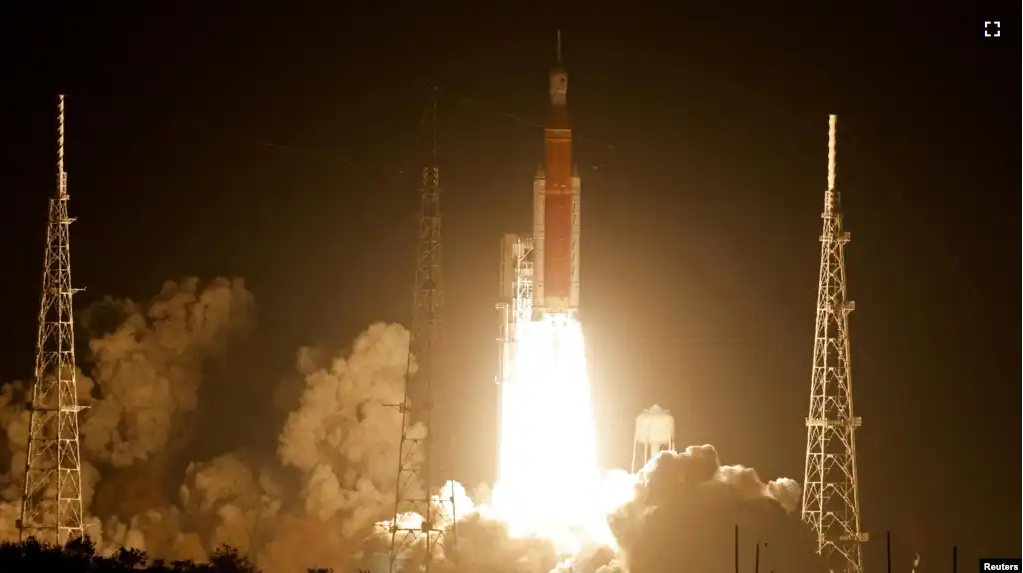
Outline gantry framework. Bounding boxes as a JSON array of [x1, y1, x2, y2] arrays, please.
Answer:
[[19, 95, 87, 546], [801, 115, 867, 573], [390, 85, 455, 571], [495, 234, 534, 478]]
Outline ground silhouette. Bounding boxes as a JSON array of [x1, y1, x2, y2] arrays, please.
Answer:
[[0, 537, 346, 572]]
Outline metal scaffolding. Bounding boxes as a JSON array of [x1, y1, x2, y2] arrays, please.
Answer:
[[19, 95, 87, 546], [801, 115, 867, 573], [495, 234, 534, 479], [389, 85, 456, 571]]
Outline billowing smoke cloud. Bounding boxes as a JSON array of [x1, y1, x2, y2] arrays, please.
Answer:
[[278, 322, 411, 531], [0, 278, 432, 572], [258, 321, 415, 572], [84, 318, 421, 573], [607, 445, 822, 573], [106, 320, 423, 572], [0, 381, 31, 541], [437, 513, 559, 573], [81, 277, 256, 467]]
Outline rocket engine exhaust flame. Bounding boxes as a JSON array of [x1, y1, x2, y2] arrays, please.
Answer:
[[491, 315, 612, 555]]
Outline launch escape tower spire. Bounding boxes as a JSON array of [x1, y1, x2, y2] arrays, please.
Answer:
[[801, 115, 867, 573], [390, 85, 455, 571], [19, 95, 87, 546]]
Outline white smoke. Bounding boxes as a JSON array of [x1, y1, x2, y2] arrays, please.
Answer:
[[0, 382, 26, 541], [81, 277, 255, 467], [98, 318, 422, 573], [609, 446, 822, 573], [253, 322, 423, 572], [278, 322, 416, 536]]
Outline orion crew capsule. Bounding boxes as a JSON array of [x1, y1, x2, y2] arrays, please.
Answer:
[[532, 31, 582, 321]]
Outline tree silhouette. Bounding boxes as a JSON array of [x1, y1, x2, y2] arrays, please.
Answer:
[[0, 538, 287, 572], [209, 545, 258, 573], [0, 542, 397, 572], [114, 546, 149, 569]]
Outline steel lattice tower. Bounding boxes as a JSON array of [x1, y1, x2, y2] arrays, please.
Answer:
[[801, 115, 867, 573], [390, 85, 454, 572], [19, 94, 87, 546]]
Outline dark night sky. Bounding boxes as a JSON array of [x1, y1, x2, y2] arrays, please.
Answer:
[[0, 3, 1018, 569]]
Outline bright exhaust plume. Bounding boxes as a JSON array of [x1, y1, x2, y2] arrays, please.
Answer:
[[491, 315, 616, 555]]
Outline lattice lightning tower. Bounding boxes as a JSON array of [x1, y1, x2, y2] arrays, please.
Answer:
[[390, 85, 455, 571], [19, 94, 87, 546], [801, 115, 867, 573]]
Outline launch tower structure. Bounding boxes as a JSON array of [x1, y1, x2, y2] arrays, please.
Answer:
[[19, 95, 87, 546], [389, 85, 456, 571], [801, 115, 867, 573], [495, 233, 534, 477]]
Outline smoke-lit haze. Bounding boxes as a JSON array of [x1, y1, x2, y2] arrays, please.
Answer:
[[0, 278, 824, 572]]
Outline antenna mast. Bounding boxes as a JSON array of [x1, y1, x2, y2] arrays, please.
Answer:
[[801, 115, 867, 573], [390, 85, 454, 571], [19, 95, 87, 546]]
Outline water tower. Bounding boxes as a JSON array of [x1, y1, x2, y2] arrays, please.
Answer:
[[632, 405, 675, 475]]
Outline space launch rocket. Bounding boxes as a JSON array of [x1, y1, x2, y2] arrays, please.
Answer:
[[531, 32, 581, 320]]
